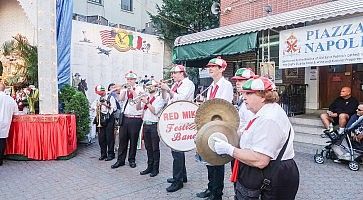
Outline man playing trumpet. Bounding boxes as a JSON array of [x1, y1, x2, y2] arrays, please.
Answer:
[[112, 71, 145, 169], [91, 85, 117, 161], [136, 80, 166, 177]]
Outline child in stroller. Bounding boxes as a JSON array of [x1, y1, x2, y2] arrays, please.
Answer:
[[314, 115, 363, 171]]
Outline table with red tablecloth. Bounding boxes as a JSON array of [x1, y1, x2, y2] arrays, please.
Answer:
[[5, 114, 77, 160]]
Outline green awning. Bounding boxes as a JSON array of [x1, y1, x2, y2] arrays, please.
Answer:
[[173, 32, 257, 62]]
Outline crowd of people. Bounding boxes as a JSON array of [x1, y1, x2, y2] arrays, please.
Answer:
[[89, 57, 301, 200]]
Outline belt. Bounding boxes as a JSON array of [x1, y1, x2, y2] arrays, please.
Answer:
[[125, 114, 142, 118], [144, 121, 158, 125]]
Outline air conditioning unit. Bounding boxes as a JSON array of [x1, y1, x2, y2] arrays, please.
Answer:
[[87, 15, 108, 26], [73, 14, 87, 22]]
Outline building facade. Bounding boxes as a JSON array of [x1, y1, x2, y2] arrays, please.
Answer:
[[173, 0, 363, 113], [73, 0, 162, 33]]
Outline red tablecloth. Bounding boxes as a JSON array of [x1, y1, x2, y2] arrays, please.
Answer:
[[5, 114, 77, 160]]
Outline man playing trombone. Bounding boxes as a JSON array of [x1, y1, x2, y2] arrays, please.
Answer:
[[112, 71, 144, 169], [136, 80, 166, 177], [91, 85, 117, 161]]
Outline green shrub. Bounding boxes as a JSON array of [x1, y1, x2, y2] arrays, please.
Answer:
[[59, 85, 90, 141]]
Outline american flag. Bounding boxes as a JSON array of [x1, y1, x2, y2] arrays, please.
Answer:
[[100, 30, 116, 46]]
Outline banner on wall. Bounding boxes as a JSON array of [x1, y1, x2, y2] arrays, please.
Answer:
[[71, 20, 165, 102], [279, 16, 363, 69]]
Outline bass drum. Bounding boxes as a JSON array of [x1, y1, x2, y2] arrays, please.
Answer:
[[158, 100, 198, 152]]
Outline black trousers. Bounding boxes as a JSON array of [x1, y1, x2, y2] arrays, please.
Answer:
[[0, 138, 6, 161], [117, 117, 143, 163], [207, 165, 225, 198], [98, 115, 115, 157], [143, 123, 160, 171], [172, 150, 187, 183]]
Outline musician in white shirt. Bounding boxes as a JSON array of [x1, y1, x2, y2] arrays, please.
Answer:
[[91, 85, 117, 161], [112, 71, 144, 169], [231, 68, 256, 131], [136, 81, 166, 177], [0, 83, 18, 166], [160, 64, 195, 193], [196, 57, 233, 200]]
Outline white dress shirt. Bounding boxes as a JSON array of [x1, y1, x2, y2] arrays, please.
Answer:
[[141, 95, 166, 122], [239, 103, 295, 161], [206, 76, 233, 102], [0, 91, 18, 138], [124, 85, 144, 116], [168, 77, 195, 103], [91, 94, 117, 114]]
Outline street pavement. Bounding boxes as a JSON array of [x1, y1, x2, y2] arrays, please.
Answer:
[[0, 141, 362, 200]]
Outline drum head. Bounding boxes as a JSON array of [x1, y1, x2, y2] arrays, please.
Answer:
[[158, 100, 199, 152]]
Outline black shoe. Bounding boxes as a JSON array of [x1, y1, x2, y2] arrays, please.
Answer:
[[166, 182, 183, 192], [105, 155, 115, 161], [140, 168, 152, 175], [167, 177, 187, 183], [99, 155, 107, 160], [196, 189, 211, 198], [206, 195, 222, 200], [129, 162, 136, 168], [0, 160, 3, 166], [111, 161, 125, 169], [149, 170, 159, 177]]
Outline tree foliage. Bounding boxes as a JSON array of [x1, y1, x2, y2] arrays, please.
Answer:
[[149, 0, 219, 47]]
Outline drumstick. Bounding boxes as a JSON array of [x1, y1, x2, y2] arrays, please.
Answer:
[[194, 85, 212, 102]]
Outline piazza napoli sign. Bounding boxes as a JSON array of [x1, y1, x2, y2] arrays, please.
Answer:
[[279, 16, 363, 68]]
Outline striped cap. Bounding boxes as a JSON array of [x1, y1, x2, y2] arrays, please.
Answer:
[[95, 84, 105, 95], [231, 68, 256, 80], [206, 57, 227, 69], [241, 77, 275, 92], [125, 71, 137, 79], [170, 64, 186, 73]]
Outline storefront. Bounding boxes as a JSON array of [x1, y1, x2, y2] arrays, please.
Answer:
[[279, 15, 363, 109]]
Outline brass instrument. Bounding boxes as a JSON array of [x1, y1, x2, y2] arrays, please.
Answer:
[[120, 83, 132, 90], [129, 92, 149, 105], [143, 78, 173, 91], [160, 78, 173, 85], [96, 102, 103, 128]]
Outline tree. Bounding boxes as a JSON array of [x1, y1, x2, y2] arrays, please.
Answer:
[[149, 0, 219, 47]]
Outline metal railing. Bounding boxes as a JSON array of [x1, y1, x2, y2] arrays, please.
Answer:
[[276, 84, 308, 117]]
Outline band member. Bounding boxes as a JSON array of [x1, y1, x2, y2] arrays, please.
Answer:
[[196, 57, 233, 200], [231, 68, 256, 129], [91, 85, 117, 161], [112, 71, 144, 169], [160, 64, 195, 192], [136, 80, 165, 177]]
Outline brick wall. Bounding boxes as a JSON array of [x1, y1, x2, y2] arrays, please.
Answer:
[[0, 1, 36, 46], [220, 0, 331, 26]]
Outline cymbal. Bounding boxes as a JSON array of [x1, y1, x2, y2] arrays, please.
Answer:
[[195, 120, 239, 166], [195, 98, 239, 131]]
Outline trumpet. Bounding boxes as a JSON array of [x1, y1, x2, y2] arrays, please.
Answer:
[[129, 92, 149, 105], [96, 102, 102, 128], [160, 78, 173, 85], [120, 83, 132, 90]]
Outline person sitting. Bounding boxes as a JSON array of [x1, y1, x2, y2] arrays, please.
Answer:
[[320, 87, 358, 133]]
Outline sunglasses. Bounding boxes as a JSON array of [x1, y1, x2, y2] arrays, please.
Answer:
[[357, 108, 363, 111]]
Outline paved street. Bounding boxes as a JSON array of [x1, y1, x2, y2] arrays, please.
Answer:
[[1, 141, 362, 200]]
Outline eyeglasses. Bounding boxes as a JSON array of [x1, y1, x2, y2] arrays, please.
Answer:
[[357, 109, 363, 111]]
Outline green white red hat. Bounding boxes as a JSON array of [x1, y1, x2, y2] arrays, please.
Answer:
[[231, 68, 256, 80], [241, 77, 276, 92], [206, 57, 227, 69], [95, 84, 105, 95], [170, 64, 186, 73], [125, 71, 137, 79]]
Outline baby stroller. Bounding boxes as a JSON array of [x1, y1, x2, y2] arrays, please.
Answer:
[[314, 116, 363, 171]]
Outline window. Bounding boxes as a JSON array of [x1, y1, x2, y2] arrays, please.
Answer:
[[88, 0, 102, 5], [121, 0, 133, 11]]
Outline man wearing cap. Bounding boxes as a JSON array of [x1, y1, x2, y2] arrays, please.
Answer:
[[231, 68, 256, 130], [112, 71, 145, 169], [136, 80, 166, 177], [196, 57, 233, 200], [91, 85, 117, 161], [160, 64, 195, 192]]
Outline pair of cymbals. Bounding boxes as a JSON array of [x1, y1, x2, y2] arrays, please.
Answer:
[[195, 99, 240, 165]]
